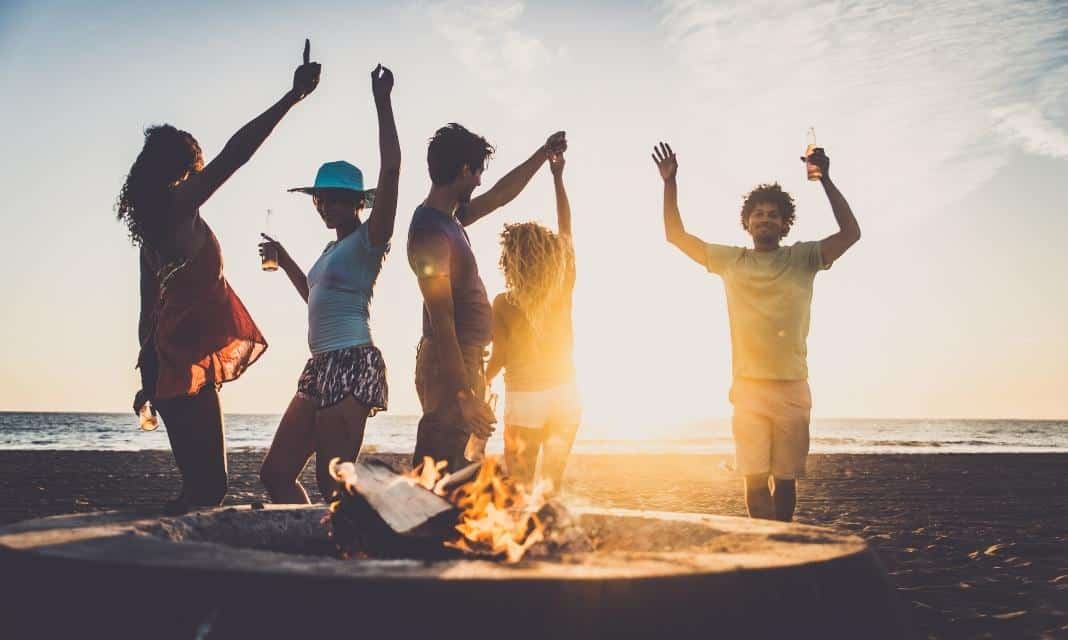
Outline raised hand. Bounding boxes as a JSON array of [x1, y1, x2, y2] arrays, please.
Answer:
[[371, 63, 394, 102], [652, 141, 678, 181], [800, 146, 830, 177], [292, 38, 322, 99], [549, 150, 565, 176], [544, 131, 567, 159]]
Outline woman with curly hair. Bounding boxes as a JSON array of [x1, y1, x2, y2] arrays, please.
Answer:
[[486, 151, 580, 490], [117, 40, 321, 514]]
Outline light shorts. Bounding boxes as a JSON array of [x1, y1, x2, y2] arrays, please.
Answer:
[[730, 378, 812, 479], [504, 382, 582, 430]]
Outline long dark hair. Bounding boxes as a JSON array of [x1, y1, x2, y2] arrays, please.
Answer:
[[116, 125, 204, 245]]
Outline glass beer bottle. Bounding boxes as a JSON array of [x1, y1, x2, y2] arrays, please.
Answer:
[[261, 209, 279, 271], [464, 390, 498, 462], [805, 127, 822, 181], [139, 400, 159, 431]]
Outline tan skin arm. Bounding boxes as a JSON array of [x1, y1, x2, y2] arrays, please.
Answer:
[[802, 149, 861, 265], [259, 234, 308, 302], [652, 142, 707, 266], [458, 132, 568, 227], [172, 40, 321, 210], [418, 275, 496, 438], [366, 64, 401, 248], [550, 153, 571, 239], [485, 296, 510, 384]]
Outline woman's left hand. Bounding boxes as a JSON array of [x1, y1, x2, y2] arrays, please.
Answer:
[[371, 63, 394, 102], [133, 389, 154, 417]]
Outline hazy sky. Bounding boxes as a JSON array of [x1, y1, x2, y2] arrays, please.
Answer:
[[1, 0, 1066, 429]]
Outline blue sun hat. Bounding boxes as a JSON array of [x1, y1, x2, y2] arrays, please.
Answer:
[[288, 161, 375, 206]]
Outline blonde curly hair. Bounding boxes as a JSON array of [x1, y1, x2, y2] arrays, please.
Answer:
[[499, 222, 574, 333]]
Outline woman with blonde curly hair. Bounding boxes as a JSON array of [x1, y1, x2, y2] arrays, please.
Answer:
[[486, 151, 580, 490]]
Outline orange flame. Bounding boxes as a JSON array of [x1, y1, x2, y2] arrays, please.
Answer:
[[446, 457, 552, 563]]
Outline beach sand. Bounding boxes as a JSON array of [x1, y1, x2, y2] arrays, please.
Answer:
[[1, 450, 1066, 638]]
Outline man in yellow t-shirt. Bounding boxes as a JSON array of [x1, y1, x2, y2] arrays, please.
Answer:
[[651, 142, 861, 522]]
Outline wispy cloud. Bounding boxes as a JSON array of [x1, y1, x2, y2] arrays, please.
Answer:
[[658, 0, 1068, 221], [428, 0, 558, 120]]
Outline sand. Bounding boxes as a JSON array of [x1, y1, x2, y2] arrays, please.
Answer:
[[1, 450, 1066, 638]]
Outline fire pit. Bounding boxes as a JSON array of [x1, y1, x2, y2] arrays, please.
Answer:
[[0, 504, 909, 638]]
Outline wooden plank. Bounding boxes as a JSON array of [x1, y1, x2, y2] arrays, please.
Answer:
[[348, 459, 456, 535]]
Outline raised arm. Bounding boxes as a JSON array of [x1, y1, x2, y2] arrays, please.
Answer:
[[173, 39, 321, 209], [803, 148, 860, 265], [459, 131, 567, 226], [260, 234, 308, 303], [366, 64, 400, 248], [549, 153, 571, 239], [652, 142, 706, 266]]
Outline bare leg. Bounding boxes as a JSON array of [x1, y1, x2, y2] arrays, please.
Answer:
[[504, 425, 544, 486], [259, 394, 316, 504], [541, 420, 579, 491], [156, 385, 227, 509], [771, 477, 797, 522], [744, 473, 775, 520], [314, 395, 371, 502]]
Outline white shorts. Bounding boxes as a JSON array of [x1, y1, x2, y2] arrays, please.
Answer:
[[504, 382, 582, 430], [730, 378, 812, 479]]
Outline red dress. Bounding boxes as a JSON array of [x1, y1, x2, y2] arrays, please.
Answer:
[[140, 225, 267, 399]]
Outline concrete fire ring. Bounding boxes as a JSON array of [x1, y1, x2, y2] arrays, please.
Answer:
[[0, 505, 910, 638]]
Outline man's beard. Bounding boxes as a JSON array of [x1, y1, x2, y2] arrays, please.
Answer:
[[753, 227, 781, 244]]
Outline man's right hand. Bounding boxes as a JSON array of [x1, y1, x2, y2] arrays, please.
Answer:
[[458, 390, 496, 438], [652, 141, 678, 182], [544, 131, 567, 159]]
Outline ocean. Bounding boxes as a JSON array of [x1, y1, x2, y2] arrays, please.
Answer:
[[0, 412, 1065, 454]]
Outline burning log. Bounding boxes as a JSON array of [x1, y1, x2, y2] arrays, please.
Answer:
[[325, 457, 592, 563], [328, 458, 457, 535]]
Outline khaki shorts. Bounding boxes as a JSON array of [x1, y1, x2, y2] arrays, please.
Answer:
[[504, 382, 582, 430], [730, 378, 812, 479]]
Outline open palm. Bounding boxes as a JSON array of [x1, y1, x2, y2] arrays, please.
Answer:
[[652, 142, 677, 181]]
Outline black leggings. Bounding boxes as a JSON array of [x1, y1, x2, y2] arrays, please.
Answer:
[[155, 385, 227, 506]]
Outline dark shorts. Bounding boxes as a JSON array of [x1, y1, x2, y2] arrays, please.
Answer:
[[412, 337, 487, 473], [297, 345, 388, 414]]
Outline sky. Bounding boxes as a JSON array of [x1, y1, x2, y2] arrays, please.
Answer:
[[1, 0, 1066, 430]]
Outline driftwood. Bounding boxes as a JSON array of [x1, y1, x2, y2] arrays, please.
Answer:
[[334, 458, 456, 536], [328, 458, 594, 562]]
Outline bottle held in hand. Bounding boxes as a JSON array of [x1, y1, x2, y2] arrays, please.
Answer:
[[261, 209, 279, 271], [464, 391, 498, 462], [139, 401, 159, 432], [805, 127, 822, 182]]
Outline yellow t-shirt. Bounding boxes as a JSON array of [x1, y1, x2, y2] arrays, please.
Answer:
[[704, 241, 828, 380]]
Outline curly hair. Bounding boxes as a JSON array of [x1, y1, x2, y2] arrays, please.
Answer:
[[427, 123, 494, 186], [740, 182, 796, 239], [116, 125, 204, 245], [499, 222, 573, 334]]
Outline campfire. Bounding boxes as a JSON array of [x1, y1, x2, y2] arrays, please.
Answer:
[[325, 456, 582, 563]]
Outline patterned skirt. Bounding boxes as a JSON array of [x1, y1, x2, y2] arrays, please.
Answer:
[[296, 345, 388, 414]]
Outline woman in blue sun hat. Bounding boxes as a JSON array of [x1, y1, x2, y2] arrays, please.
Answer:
[[258, 64, 399, 503]]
